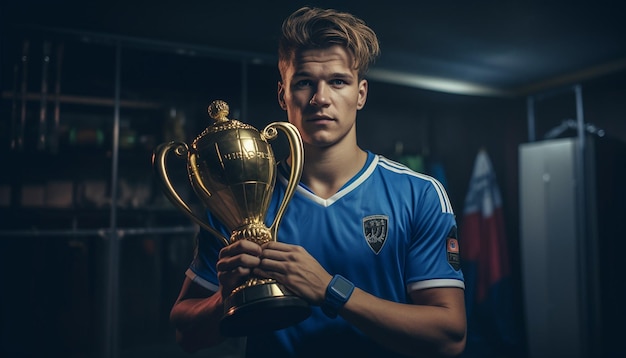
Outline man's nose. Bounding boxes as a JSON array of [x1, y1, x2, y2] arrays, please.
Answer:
[[309, 84, 330, 106]]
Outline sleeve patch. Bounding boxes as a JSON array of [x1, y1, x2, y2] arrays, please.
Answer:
[[446, 227, 461, 271]]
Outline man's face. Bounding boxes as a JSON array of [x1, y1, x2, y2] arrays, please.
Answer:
[[278, 45, 368, 148]]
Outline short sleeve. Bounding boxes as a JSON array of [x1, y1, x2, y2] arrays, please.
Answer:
[[406, 180, 464, 291]]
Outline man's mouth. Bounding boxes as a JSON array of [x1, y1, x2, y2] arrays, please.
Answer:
[[307, 114, 334, 122]]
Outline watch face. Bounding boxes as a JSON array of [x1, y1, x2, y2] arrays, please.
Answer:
[[331, 277, 354, 298]]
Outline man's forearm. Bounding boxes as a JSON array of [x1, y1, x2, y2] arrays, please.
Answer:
[[170, 292, 227, 352], [339, 288, 466, 358]]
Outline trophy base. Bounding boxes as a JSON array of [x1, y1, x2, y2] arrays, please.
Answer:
[[220, 281, 311, 337]]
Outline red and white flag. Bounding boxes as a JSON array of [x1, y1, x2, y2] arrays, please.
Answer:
[[461, 149, 509, 302], [460, 149, 521, 357]]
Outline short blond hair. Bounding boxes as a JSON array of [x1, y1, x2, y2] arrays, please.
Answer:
[[278, 7, 380, 80]]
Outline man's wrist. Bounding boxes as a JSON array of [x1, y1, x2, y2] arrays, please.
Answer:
[[322, 274, 355, 318]]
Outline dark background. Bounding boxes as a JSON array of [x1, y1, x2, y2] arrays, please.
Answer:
[[1, 1, 625, 357]]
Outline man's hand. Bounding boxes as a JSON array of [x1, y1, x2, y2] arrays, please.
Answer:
[[216, 239, 263, 299], [254, 241, 332, 305]]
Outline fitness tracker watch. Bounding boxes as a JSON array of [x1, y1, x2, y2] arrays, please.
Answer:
[[322, 274, 355, 318]]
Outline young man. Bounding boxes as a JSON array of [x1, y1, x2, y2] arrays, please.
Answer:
[[170, 6, 466, 357]]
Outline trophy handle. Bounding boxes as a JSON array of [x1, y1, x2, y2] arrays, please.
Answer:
[[262, 122, 304, 240], [152, 141, 230, 247]]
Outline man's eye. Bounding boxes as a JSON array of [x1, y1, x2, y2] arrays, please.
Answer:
[[295, 80, 312, 87], [330, 79, 346, 86]]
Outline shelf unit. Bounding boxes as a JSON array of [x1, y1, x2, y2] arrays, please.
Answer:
[[1, 26, 277, 358]]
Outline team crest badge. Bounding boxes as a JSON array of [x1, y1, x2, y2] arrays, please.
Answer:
[[363, 215, 389, 254]]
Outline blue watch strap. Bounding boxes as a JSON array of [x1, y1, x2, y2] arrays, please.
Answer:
[[322, 274, 355, 318]]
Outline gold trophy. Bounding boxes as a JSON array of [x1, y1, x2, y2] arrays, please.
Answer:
[[152, 100, 310, 336]]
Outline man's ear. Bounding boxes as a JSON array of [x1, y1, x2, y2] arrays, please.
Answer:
[[357, 79, 368, 110], [277, 81, 287, 110]]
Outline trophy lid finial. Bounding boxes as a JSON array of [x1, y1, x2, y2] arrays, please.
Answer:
[[208, 100, 230, 123], [195, 99, 254, 143]]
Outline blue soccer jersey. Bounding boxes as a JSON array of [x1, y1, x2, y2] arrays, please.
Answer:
[[186, 151, 464, 357]]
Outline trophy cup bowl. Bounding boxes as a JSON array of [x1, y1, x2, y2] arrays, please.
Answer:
[[152, 100, 310, 336]]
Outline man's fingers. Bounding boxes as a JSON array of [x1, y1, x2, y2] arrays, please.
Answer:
[[219, 239, 263, 259], [216, 253, 261, 272], [261, 241, 291, 251]]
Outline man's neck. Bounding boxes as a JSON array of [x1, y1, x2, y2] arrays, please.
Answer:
[[299, 143, 367, 200]]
